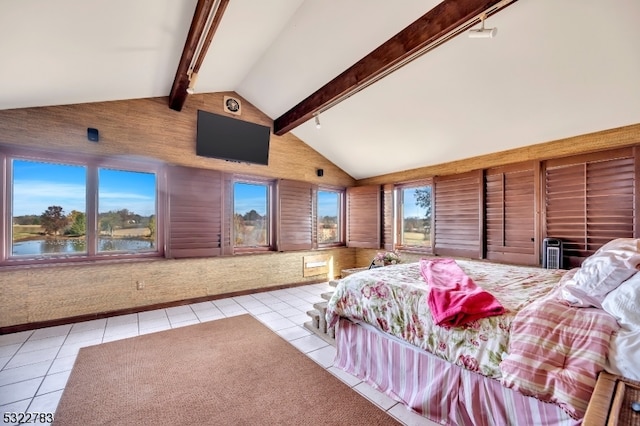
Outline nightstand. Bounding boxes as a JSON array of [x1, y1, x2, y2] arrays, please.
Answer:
[[583, 371, 640, 425]]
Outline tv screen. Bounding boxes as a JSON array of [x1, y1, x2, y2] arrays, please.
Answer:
[[196, 110, 271, 166]]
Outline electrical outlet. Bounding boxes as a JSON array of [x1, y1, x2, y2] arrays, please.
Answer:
[[136, 280, 144, 290]]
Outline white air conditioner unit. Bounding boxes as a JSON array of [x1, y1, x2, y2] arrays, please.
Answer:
[[542, 238, 563, 269]]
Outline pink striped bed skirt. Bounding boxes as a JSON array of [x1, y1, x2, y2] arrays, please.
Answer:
[[334, 318, 581, 426]]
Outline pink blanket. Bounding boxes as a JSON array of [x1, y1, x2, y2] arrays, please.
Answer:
[[500, 284, 619, 419], [419, 258, 505, 327]]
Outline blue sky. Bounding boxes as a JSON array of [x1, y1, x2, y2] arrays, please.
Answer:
[[317, 190, 339, 217], [234, 182, 267, 216], [12, 160, 156, 217], [98, 168, 156, 216], [402, 187, 428, 218]]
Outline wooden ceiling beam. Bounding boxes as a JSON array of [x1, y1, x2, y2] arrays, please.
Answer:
[[168, 0, 229, 112], [273, 0, 516, 136]]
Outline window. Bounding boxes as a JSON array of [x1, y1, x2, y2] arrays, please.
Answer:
[[12, 159, 87, 257], [98, 168, 157, 253], [234, 181, 270, 249], [2, 148, 161, 265], [317, 190, 341, 245], [397, 184, 432, 250]]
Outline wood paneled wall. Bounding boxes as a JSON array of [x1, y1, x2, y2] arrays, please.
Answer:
[[0, 92, 355, 187], [0, 93, 356, 330]]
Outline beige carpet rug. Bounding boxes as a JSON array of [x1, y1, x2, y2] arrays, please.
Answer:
[[53, 314, 400, 425]]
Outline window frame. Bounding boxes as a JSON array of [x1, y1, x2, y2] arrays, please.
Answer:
[[395, 179, 434, 253], [316, 186, 345, 248], [232, 176, 275, 254], [0, 145, 165, 266]]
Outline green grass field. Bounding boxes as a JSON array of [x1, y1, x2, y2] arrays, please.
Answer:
[[12, 224, 43, 241], [403, 231, 431, 247], [14, 224, 151, 241]]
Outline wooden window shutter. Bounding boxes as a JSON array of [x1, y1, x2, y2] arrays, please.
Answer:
[[311, 186, 318, 248], [485, 163, 537, 265], [545, 163, 587, 267], [381, 184, 394, 250], [434, 170, 483, 258], [166, 165, 222, 258], [544, 148, 636, 267], [0, 152, 5, 261], [277, 179, 313, 251], [220, 172, 234, 255], [346, 185, 381, 249]]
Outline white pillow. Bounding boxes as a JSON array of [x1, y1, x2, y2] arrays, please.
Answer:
[[561, 249, 637, 308], [601, 272, 640, 330], [606, 328, 640, 381], [592, 238, 640, 268], [561, 238, 640, 308]]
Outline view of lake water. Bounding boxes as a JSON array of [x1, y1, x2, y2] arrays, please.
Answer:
[[12, 238, 154, 256]]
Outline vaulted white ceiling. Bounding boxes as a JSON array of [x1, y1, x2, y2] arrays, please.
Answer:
[[1, 0, 639, 179]]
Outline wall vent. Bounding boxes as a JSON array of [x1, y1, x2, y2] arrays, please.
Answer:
[[223, 96, 241, 115]]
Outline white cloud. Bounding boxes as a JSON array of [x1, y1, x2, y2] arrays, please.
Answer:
[[99, 190, 154, 200], [98, 199, 156, 217], [98, 190, 155, 216], [13, 180, 156, 217], [13, 180, 86, 216]]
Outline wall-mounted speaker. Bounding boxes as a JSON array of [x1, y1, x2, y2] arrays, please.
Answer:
[[87, 128, 99, 142], [316, 168, 324, 177]]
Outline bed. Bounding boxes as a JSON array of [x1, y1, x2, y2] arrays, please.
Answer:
[[326, 239, 640, 425]]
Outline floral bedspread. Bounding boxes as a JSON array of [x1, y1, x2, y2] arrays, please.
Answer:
[[326, 259, 567, 379]]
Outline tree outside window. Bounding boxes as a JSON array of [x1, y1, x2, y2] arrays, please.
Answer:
[[318, 190, 341, 244], [9, 157, 158, 260], [98, 168, 157, 252], [399, 185, 432, 248], [11, 160, 87, 256], [234, 182, 269, 247]]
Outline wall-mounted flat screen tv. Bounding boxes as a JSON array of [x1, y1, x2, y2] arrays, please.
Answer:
[[196, 110, 271, 166]]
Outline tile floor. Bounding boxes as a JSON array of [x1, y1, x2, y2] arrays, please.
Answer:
[[0, 282, 436, 426]]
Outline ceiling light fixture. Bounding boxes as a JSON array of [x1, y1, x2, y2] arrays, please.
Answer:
[[314, 115, 321, 129], [186, 71, 199, 94], [468, 13, 497, 38]]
